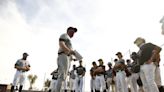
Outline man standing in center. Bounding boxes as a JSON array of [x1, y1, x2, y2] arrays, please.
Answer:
[[53, 27, 77, 92]]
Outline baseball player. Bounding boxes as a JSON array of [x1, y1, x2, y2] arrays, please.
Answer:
[[90, 61, 98, 92], [129, 52, 141, 92], [53, 27, 78, 92], [112, 59, 118, 92], [10, 52, 30, 92], [69, 65, 77, 92], [105, 62, 115, 92], [94, 59, 106, 92], [113, 52, 128, 92], [134, 37, 161, 92], [75, 60, 86, 92], [49, 68, 59, 92], [126, 59, 133, 91]]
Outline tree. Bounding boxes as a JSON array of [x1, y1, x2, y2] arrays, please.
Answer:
[[44, 79, 51, 91], [28, 74, 37, 90]]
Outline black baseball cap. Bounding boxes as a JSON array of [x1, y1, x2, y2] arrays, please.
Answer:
[[23, 52, 29, 56], [98, 59, 103, 61], [116, 52, 122, 55], [67, 27, 77, 32]]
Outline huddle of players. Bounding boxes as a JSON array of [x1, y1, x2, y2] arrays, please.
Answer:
[[89, 51, 162, 92]]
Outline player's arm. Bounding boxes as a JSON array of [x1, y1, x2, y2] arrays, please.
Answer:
[[90, 69, 93, 77], [147, 46, 162, 64], [82, 67, 86, 76], [25, 65, 30, 71], [15, 65, 26, 71], [50, 70, 56, 75], [113, 64, 122, 69], [59, 41, 74, 55]]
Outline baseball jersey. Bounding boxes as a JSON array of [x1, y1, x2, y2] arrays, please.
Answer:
[[90, 66, 98, 77], [105, 68, 113, 78], [52, 71, 58, 80], [138, 43, 157, 65], [70, 70, 76, 79], [127, 63, 132, 72], [76, 66, 86, 76], [15, 59, 30, 72], [58, 33, 72, 53], [97, 65, 105, 75], [115, 59, 125, 72]]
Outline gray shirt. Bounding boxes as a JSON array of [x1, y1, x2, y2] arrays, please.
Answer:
[[58, 33, 72, 53], [115, 59, 125, 71], [15, 59, 30, 72], [70, 70, 76, 79], [105, 68, 113, 78]]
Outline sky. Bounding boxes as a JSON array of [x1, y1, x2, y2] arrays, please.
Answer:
[[0, 0, 164, 91]]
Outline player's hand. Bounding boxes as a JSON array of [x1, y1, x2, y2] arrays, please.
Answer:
[[92, 76, 96, 79], [25, 66, 30, 71], [73, 59, 78, 61], [146, 59, 152, 64], [21, 67, 27, 70], [69, 50, 75, 55]]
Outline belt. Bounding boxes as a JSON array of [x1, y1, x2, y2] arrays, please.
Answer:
[[97, 74, 104, 76], [18, 70, 26, 72], [52, 78, 57, 80], [58, 52, 70, 56], [58, 52, 64, 55]]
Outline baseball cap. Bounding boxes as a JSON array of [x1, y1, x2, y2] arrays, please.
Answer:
[[67, 27, 77, 32], [23, 52, 29, 56], [98, 58, 103, 62], [116, 52, 122, 55], [131, 52, 137, 56], [108, 62, 112, 65], [79, 60, 82, 63]]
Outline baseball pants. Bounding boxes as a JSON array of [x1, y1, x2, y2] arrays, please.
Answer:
[[140, 62, 159, 92], [106, 78, 112, 92], [70, 78, 76, 91], [90, 78, 96, 92], [129, 73, 139, 92], [155, 66, 161, 87], [53, 54, 71, 92], [95, 75, 106, 91], [115, 71, 128, 92], [13, 71, 26, 86], [50, 79, 57, 91], [75, 76, 83, 92]]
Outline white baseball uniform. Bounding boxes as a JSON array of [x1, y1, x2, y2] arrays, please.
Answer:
[[75, 66, 86, 92], [95, 65, 106, 92], [115, 59, 128, 92], [12, 59, 30, 86]]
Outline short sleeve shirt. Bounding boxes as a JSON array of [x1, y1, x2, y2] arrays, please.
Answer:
[[15, 59, 30, 68], [52, 71, 58, 80], [105, 68, 113, 78], [58, 33, 72, 53], [115, 59, 125, 71], [76, 66, 86, 75], [97, 65, 105, 75], [70, 70, 76, 79]]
